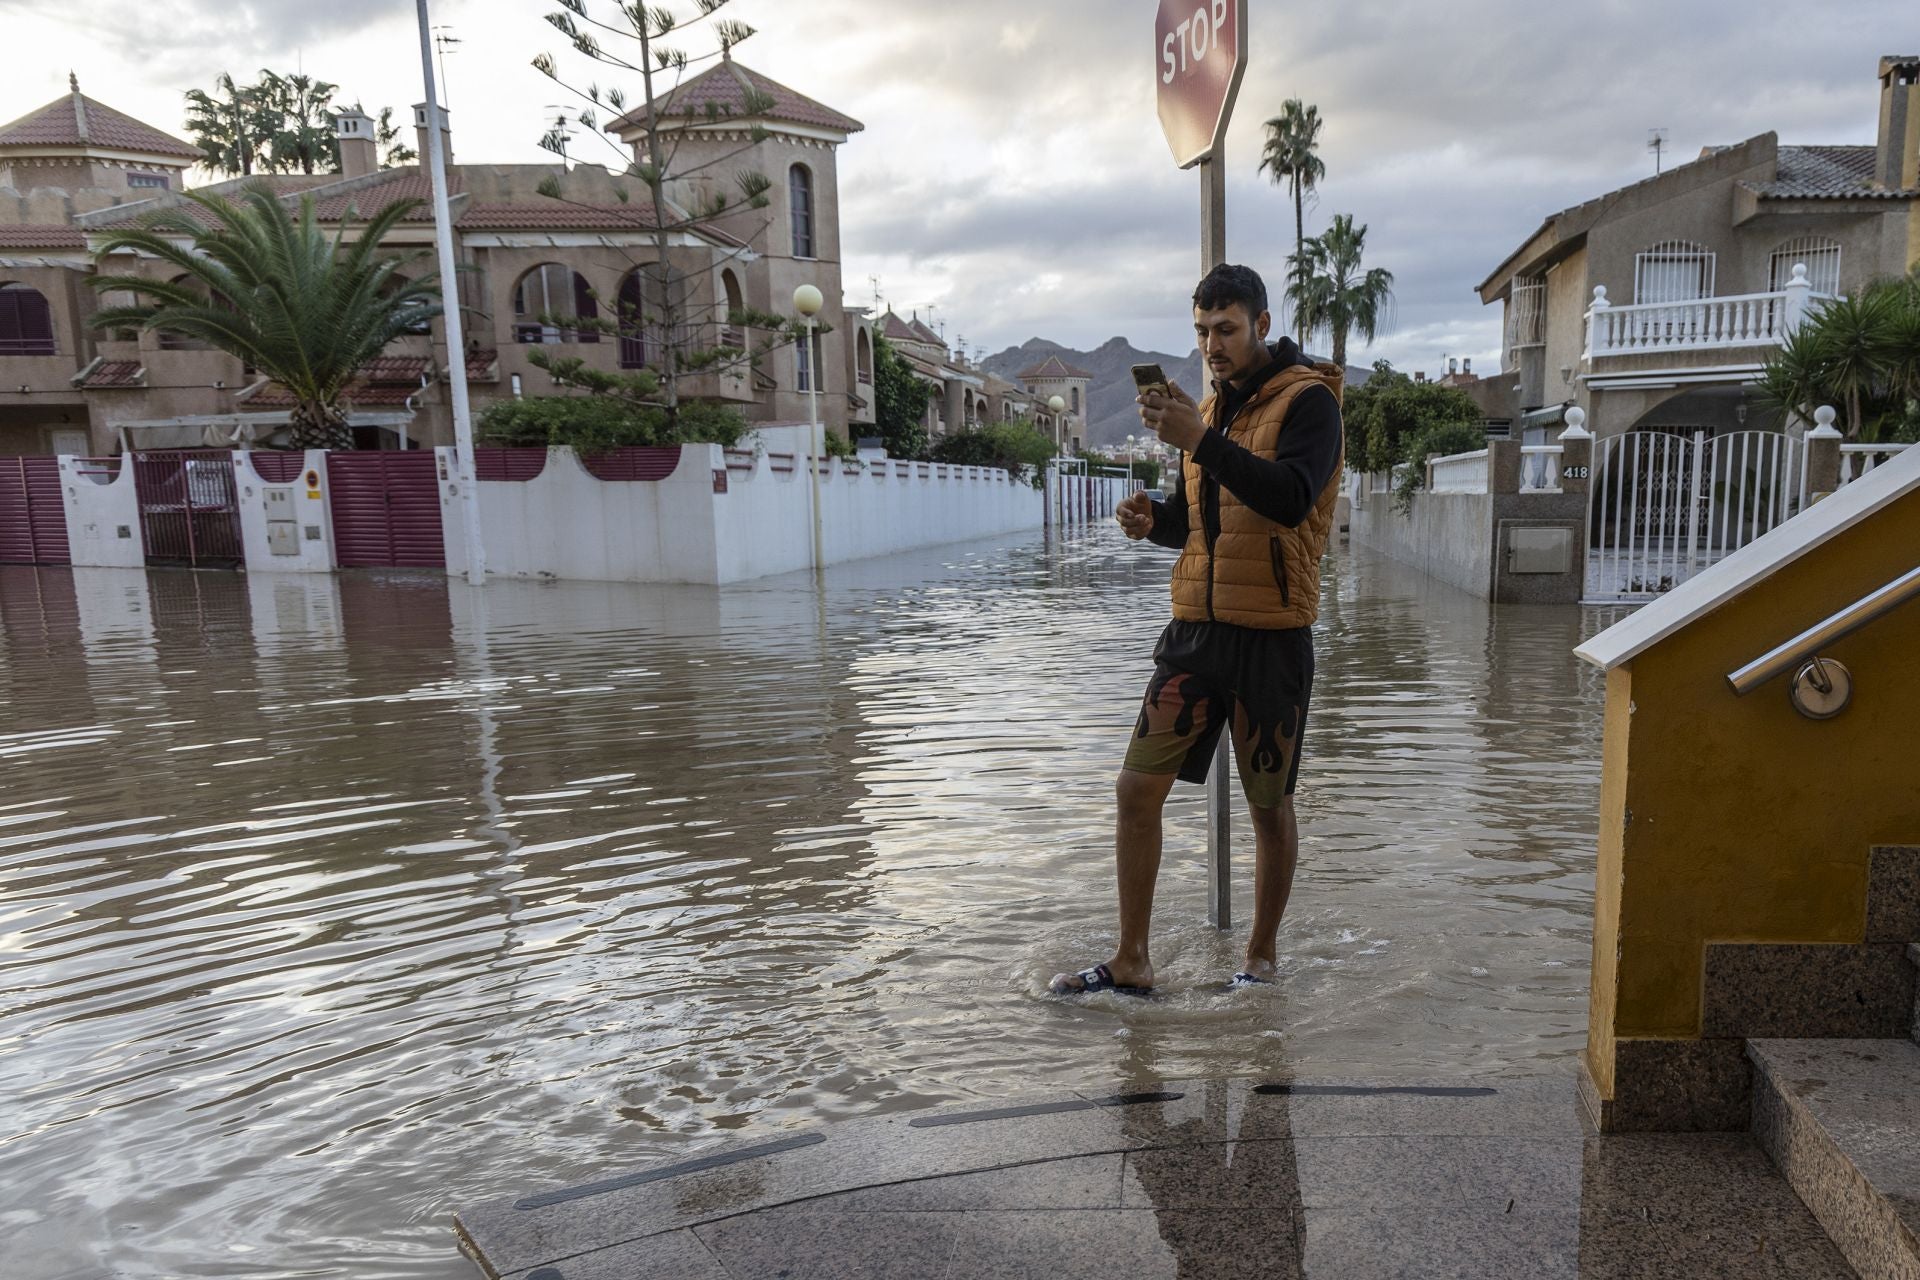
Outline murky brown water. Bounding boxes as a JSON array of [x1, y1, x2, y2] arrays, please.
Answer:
[[0, 535, 1623, 1278]]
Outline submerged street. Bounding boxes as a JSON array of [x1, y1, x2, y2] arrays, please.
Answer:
[[0, 532, 1621, 1278]]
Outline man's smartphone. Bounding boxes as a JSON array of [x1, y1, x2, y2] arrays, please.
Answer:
[[1131, 363, 1170, 399]]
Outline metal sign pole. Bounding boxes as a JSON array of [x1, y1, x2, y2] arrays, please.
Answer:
[[1200, 154, 1231, 932], [1157, 0, 1246, 930]]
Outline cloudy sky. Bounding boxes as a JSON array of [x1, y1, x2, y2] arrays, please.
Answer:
[[6, 0, 1910, 371]]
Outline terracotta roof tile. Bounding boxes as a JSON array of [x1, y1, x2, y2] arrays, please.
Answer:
[[456, 201, 663, 229], [608, 58, 863, 137], [245, 355, 432, 408], [1018, 354, 1093, 380], [464, 348, 499, 382], [360, 356, 432, 383], [0, 93, 197, 160], [0, 226, 86, 248], [74, 359, 145, 389], [307, 175, 451, 222]]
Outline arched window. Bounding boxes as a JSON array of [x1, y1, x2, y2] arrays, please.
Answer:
[[789, 164, 815, 259], [855, 327, 872, 384], [1633, 240, 1716, 304], [0, 282, 56, 355], [720, 268, 745, 349], [617, 273, 650, 369], [1071, 386, 1080, 413], [512, 263, 598, 344], [1767, 236, 1842, 296]]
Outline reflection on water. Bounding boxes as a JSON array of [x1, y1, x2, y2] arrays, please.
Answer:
[[0, 535, 1623, 1278]]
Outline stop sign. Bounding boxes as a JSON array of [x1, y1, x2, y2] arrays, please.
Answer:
[[1155, 0, 1246, 168]]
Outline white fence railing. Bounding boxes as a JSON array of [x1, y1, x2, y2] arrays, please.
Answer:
[[1838, 442, 1912, 488], [1585, 264, 1827, 359], [1521, 444, 1564, 493], [1428, 448, 1489, 494]]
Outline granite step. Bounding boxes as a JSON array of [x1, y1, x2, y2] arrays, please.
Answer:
[[1748, 1038, 1920, 1280]]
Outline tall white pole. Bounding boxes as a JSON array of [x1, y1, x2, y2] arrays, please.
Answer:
[[416, 0, 484, 586], [807, 315, 823, 571]]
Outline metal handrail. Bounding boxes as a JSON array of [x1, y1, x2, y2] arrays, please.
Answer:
[[1727, 565, 1920, 694]]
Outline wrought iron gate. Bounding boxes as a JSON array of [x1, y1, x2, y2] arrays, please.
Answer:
[[1585, 430, 1807, 602], [132, 451, 242, 568]]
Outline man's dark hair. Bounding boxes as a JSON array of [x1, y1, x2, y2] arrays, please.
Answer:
[[1192, 263, 1267, 320]]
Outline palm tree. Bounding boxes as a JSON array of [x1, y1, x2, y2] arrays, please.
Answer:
[[1759, 271, 1920, 441], [88, 185, 442, 451], [1258, 99, 1326, 343], [376, 106, 417, 166], [259, 71, 341, 175], [1288, 213, 1394, 368], [183, 73, 274, 177]]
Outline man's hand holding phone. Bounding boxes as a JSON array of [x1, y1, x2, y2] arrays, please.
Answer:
[[1115, 490, 1154, 540], [1132, 363, 1206, 452]]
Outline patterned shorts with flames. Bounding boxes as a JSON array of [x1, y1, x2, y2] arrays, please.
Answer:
[[1122, 619, 1314, 809]]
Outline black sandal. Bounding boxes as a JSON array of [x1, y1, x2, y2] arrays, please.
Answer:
[[1049, 963, 1152, 997]]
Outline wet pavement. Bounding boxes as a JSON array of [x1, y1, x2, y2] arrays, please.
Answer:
[[1, 532, 1629, 1277], [456, 1076, 1856, 1279]]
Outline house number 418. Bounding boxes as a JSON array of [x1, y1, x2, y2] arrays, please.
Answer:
[[1562, 465, 1590, 480]]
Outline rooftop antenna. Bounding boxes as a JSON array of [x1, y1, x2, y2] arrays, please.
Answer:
[[1648, 127, 1669, 175], [434, 26, 462, 108], [869, 273, 882, 314], [541, 104, 575, 168]]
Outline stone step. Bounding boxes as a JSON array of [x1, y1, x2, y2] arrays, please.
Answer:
[[1749, 1038, 1920, 1280]]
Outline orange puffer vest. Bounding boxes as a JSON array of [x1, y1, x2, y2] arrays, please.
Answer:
[[1170, 361, 1344, 628]]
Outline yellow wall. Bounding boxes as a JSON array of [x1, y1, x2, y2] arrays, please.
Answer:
[[1586, 486, 1920, 1098]]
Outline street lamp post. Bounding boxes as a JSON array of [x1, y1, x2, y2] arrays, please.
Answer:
[[415, 0, 483, 585], [793, 284, 825, 572]]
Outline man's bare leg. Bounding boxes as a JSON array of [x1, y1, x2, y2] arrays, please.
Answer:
[[1101, 767, 1177, 988], [1241, 796, 1299, 980], [1052, 767, 1177, 993]]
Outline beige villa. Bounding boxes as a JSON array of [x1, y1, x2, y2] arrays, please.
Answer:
[[870, 309, 1086, 451], [0, 58, 886, 456], [1475, 54, 1919, 447]]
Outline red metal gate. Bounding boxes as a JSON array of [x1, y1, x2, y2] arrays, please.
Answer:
[[133, 451, 243, 568], [327, 451, 446, 568], [0, 457, 70, 565]]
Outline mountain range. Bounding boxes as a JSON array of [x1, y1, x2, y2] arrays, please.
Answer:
[[979, 336, 1372, 451]]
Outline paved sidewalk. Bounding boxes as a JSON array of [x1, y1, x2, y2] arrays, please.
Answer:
[[454, 1075, 1855, 1279]]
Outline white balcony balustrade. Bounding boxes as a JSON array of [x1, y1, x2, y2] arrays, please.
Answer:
[[1584, 263, 1825, 360], [1838, 442, 1912, 488]]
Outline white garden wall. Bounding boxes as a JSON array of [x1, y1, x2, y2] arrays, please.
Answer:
[[438, 444, 1045, 586], [58, 456, 144, 569]]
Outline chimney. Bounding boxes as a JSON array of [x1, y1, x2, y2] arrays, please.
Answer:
[[413, 102, 452, 166], [335, 108, 378, 178], [1463, 357, 1472, 375], [1877, 55, 1920, 190], [1415, 370, 1427, 384], [1448, 357, 1458, 375]]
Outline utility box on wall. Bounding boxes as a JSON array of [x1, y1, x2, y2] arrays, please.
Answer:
[[1508, 525, 1573, 574], [264, 487, 299, 556]]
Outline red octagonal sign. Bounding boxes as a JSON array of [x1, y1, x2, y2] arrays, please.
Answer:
[[1155, 0, 1247, 169]]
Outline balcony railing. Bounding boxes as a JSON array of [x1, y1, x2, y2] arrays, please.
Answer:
[[1585, 262, 1827, 360]]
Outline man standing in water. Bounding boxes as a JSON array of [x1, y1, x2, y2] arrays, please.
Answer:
[[1051, 263, 1343, 996]]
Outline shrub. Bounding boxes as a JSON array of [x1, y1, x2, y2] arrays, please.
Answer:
[[476, 395, 746, 453], [1391, 420, 1489, 514], [930, 419, 1058, 486]]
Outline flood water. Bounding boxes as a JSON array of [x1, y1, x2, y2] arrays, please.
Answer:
[[0, 534, 1622, 1279]]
